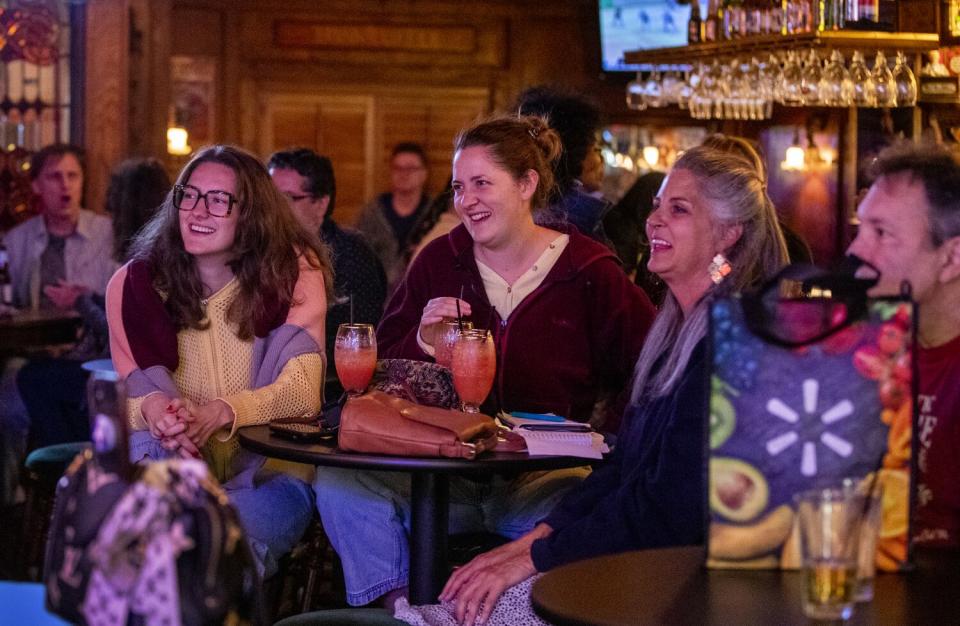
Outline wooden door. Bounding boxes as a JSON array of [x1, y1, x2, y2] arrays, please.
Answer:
[[259, 94, 375, 226], [256, 87, 488, 226]]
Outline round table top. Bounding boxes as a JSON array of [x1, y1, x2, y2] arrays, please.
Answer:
[[238, 425, 595, 473], [531, 545, 960, 626]]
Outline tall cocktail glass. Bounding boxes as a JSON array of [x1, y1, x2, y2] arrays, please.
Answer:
[[435, 319, 473, 369], [334, 323, 377, 395], [451, 329, 495, 413]]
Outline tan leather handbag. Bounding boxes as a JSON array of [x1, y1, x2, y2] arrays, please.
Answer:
[[338, 390, 498, 459]]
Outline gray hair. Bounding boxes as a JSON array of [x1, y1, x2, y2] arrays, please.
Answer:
[[869, 141, 960, 248], [631, 145, 788, 402]]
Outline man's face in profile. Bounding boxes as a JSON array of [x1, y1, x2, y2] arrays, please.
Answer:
[[847, 174, 943, 304], [270, 166, 329, 233]]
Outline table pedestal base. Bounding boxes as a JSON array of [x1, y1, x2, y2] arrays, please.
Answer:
[[410, 473, 449, 604]]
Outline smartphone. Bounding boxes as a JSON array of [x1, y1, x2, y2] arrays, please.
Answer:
[[269, 421, 339, 442]]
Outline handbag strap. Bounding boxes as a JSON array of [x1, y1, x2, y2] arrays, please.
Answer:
[[740, 261, 891, 348]]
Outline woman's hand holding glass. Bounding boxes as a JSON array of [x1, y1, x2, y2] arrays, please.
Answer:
[[418, 297, 472, 350]]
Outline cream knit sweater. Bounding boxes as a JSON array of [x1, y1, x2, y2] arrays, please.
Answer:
[[128, 279, 324, 480]]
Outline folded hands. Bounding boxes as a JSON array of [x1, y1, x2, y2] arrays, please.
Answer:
[[141, 393, 235, 459]]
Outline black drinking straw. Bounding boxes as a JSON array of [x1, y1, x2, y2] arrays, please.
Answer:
[[456, 285, 464, 331], [349, 293, 354, 325]]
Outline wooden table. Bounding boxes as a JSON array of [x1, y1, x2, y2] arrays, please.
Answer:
[[531, 546, 960, 625], [0, 309, 80, 357], [239, 425, 592, 604]]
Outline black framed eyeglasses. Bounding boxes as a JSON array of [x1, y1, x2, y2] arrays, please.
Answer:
[[173, 184, 237, 217]]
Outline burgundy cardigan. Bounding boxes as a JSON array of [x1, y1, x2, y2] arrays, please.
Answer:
[[376, 224, 655, 432]]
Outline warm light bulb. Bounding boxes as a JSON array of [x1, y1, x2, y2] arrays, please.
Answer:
[[642, 146, 660, 168], [782, 145, 806, 171], [819, 146, 836, 166], [167, 127, 191, 156]]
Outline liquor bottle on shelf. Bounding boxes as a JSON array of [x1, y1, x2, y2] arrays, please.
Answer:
[[858, 0, 878, 22], [745, 0, 763, 36], [0, 241, 12, 306], [704, 0, 722, 41], [768, 0, 785, 34], [723, 0, 744, 39], [689, 0, 703, 43], [819, 0, 843, 30]]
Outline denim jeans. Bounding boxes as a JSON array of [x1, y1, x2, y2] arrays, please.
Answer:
[[130, 431, 314, 578], [313, 466, 590, 606]]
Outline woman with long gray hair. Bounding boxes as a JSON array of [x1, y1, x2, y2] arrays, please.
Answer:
[[412, 143, 788, 626]]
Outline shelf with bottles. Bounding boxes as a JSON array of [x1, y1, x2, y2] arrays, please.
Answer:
[[624, 30, 939, 67]]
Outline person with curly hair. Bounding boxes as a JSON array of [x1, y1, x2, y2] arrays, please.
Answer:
[[106, 145, 333, 577]]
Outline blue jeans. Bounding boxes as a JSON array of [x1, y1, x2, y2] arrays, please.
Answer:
[[313, 467, 589, 606], [131, 432, 313, 578]]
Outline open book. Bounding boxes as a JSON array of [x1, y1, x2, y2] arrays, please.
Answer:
[[498, 412, 608, 459]]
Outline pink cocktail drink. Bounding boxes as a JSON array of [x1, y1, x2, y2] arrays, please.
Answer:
[[435, 319, 473, 369], [451, 329, 495, 413], [335, 345, 377, 393], [334, 323, 377, 394]]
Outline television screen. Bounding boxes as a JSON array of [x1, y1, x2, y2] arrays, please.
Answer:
[[598, 0, 703, 71]]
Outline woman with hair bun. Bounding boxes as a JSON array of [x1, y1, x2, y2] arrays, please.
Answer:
[[314, 115, 655, 609]]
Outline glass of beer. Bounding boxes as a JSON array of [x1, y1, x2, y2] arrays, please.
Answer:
[[434, 319, 473, 369], [795, 487, 866, 620], [451, 329, 495, 413], [334, 323, 377, 396]]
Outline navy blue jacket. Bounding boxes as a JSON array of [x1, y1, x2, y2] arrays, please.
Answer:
[[531, 341, 708, 571]]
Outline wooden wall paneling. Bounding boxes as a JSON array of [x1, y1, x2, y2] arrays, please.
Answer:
[[222, 9, 242, 145], [263, 101, 321, 155], [128, 0, 171, 159], [84, 0, 130, 216], [314, 98, 376, 226], [238, 10, 507, 70]]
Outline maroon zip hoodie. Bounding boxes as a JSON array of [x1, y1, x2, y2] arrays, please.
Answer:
[[376, 224, 655, 433]]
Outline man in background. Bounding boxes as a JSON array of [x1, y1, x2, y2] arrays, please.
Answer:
[[846, 142, 960, 549], [268, 148, 386, 398], [5, 144, 114, 310], [1, 144, 114, 507], [355, 142, 432, 293]]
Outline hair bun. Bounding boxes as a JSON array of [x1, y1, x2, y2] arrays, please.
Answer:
[[525, 116, 562, 166]]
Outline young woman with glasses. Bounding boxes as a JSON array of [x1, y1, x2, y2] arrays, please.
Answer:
[[105, 144, 333, 577]]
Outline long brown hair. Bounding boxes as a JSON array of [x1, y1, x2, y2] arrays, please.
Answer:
[[129, 145, 333, 340]]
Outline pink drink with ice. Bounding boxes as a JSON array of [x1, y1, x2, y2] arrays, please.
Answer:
[[334, 323, 377, 394], [335, 345, 377, 393], [451, 330, 495, 412]]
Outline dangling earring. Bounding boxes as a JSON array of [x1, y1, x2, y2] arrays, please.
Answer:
[[708, 253, 732, 285]]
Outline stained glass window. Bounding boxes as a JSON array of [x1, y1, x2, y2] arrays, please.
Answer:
[[0, 0, 70, 230]]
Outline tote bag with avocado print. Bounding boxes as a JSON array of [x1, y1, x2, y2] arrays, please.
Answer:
[[707, 267, 915, 571]]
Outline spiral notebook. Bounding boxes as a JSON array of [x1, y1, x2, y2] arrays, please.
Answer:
[[517, 429, 606, 459]]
